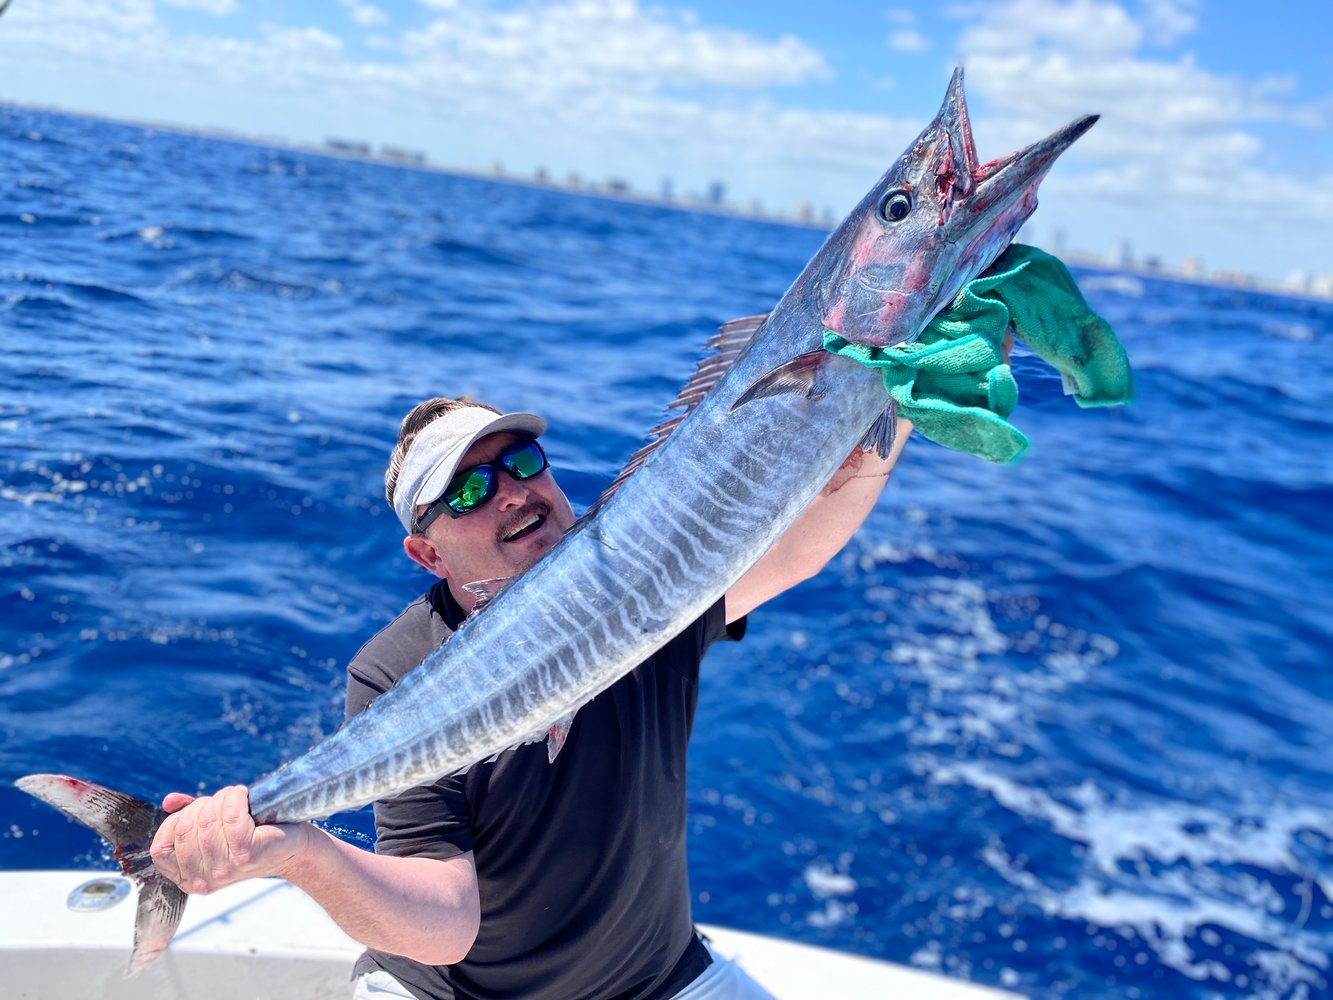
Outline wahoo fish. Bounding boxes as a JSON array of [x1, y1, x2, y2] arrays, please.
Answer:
[[18, 69, 1096, 973]]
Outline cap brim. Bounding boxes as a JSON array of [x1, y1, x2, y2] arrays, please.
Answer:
[[394, 409, 547, 532], [412, 412, 547, 511]]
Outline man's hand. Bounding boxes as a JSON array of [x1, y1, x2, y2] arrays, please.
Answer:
[[150, 785, 312, 895], [148, 786, 479, 964]]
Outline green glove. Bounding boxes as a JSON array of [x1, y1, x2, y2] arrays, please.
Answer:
[[823, 243, 1133, 463]]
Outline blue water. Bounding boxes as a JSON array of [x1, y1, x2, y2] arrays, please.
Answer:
[[3, 104, 1331, 999]]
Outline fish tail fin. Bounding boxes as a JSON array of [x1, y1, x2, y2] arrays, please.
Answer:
[[16, 773, 187, 975]]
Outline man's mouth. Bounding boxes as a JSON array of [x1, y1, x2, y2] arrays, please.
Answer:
[[500, 506, 549, 543]]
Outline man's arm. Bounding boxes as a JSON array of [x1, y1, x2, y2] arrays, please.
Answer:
[[724, 418, 912, 624], [150, 786, 480, 966]]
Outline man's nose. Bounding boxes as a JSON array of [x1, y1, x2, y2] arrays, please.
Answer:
[[494, 473, 530, 510]]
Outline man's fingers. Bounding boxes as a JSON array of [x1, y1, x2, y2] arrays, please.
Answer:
[[170, 796, 211, 893], [162, 792, 196, 813], [218, 785, 255, 867], [149, 785, 288, 894], [190, 790, 238, 893], [150, 817, 182, 883]]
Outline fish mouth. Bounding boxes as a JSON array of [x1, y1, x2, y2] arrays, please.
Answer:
[[931, 67, 1098, 240], [499, 503, 550, 543], [963, 114, 1099, 228]]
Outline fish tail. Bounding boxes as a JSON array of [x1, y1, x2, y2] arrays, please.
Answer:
[[16, 773, 187, 975]]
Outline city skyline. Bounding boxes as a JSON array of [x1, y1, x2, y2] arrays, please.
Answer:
[[2, 0, 1330, 284]]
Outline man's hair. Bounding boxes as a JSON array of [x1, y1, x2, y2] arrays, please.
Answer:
[[385, 397, 502, 507]]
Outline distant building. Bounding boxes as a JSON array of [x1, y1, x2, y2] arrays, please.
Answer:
[[1213, 268, 1254, 287], [1108, 239, 1133, 269], [707, 181, 726, 206], [325, 138, 371, 156], [661, 179, 674, 202], [535, 166, 549, 184], [380, 145, 426, 166], [606, 178, 629, 194], [1181, 256, 1203, 278]]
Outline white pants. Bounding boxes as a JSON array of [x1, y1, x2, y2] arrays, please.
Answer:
[[351, 943, 776, 999], [671, 942, 775, 999]]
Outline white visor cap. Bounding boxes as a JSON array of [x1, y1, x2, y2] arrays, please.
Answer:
[[392, 406, 547, 532]]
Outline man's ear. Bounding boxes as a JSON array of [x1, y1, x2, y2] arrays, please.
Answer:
[[403, 534, 450, 579]]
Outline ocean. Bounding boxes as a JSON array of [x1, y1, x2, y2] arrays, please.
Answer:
[[2, 104, 1330, 1000]]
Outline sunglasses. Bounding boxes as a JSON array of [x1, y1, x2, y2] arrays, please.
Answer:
[[412, 438, 549, 534]]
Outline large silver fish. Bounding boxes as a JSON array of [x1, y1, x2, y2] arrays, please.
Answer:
[[17, 69, 1096, 974]]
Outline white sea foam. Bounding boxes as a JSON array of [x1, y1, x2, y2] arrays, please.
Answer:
[[802, 860, 857, 899], [1260, 321, 1316, 342], [948, 764, 1332, 993], [846, 537, 1330, 995], [1079, 275, 1145, 298], [802, 860, 858, 929]]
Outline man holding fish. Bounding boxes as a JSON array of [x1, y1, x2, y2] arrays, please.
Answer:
[[149, 396, 910, 999], [19, 69, 1120, 999]]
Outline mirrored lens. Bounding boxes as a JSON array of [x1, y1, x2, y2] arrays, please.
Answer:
[[503, 440, 547, 479], [446, 466, 496, 514]]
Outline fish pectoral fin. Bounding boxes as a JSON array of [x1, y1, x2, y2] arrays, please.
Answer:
[[546, 712, 577, 763], [731, 351, 830, 410], [859, 401, 899, 458], [461, 576, 512, 616]]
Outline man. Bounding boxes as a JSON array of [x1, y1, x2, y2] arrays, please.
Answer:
[[150, 395, 910, 999]]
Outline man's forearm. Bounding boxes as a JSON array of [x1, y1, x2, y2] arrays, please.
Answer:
[[281, 829, 480, 966], [725, 419, 911, 622], [773, 419, 911, 570]]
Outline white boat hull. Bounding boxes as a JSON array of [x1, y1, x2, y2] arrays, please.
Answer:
[[1, 870, 1024, 999]]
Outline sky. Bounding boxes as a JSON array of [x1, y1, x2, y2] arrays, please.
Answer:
[[2, 0, 1331, 283]]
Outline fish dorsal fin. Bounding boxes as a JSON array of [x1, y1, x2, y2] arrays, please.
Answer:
[[579, 314, 768, 518]]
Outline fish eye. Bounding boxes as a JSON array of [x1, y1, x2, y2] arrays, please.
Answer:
[[878, 190, 912, 223]]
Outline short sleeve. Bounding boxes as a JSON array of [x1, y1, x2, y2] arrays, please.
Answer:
[[371, 777, 474, 861]]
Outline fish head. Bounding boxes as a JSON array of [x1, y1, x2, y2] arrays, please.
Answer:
[[817, 67, 1097, 348]]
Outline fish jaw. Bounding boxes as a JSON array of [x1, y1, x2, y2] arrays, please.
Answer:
[[817, 67, 1097, 348]]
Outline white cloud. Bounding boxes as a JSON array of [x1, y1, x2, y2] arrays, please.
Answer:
[[397, 0, 830, 91], [888, 29, 929, 54], [340, 0, 387, 28], [950, 0, 1333, 262], [159, 0, 237, 14], [956, 0, 1143, 59], [1139, 0, 1199, 46]]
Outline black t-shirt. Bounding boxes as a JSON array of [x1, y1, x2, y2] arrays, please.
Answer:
[[344, 580, 744, 1000]]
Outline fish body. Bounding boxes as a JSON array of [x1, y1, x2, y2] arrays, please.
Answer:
[[17, 69, 1096, 973]]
